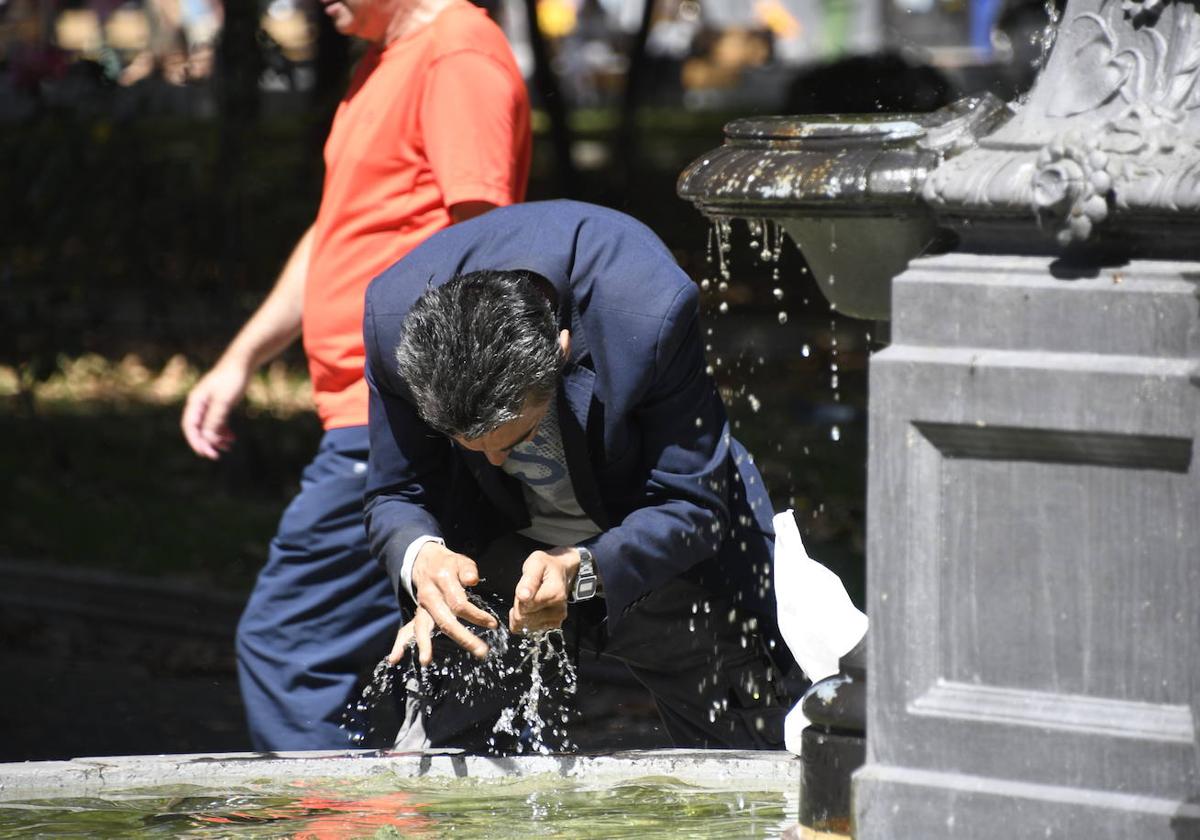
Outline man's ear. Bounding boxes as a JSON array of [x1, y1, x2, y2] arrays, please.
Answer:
[[558, 329, 571, 360]]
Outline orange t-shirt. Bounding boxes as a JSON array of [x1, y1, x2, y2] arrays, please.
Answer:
[[303, 1, 531, 429]]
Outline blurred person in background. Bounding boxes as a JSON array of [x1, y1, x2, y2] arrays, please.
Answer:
[[180, 0, 531, 751], [118, 0, 221, 84]]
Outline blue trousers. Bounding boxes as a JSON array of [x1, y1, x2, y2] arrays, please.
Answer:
[[235, 426, 402, 751]]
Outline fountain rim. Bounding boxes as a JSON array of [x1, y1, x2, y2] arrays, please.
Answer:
[[723, 114, 928, 146], [0, 748, 803, 801]]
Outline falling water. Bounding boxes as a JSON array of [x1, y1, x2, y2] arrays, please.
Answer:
[[714, 217, 733, 282], [829, 320, 841, 406]]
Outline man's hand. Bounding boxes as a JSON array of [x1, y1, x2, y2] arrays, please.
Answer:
[[387, 607, 437, 667], [411, 542, 497, 659], [509, 547, 581, 634], [181, 361, 250, 459]]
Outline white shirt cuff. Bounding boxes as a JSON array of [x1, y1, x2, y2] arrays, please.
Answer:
[[401, 535, 445, 600]]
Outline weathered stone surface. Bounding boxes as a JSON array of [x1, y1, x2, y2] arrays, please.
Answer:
[[858, 254, 1200, 839], [925, 0, 1200, 252]]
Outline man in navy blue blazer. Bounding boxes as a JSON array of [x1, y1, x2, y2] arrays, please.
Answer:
[[363, 200, 795, 749]]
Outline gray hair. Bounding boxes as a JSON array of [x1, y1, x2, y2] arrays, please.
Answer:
[[394, 269, 564, 440]]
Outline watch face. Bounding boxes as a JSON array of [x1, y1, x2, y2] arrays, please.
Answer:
[[575, 576, 598, 600]]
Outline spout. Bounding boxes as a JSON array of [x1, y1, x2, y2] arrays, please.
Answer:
[[678, 95, 1009, 320]]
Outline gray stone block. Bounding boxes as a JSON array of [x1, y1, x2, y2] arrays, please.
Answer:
[[858, 254, 1200, 838]]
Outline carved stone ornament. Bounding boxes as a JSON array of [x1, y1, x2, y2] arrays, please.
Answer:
[[925, 0, 1200, 254], [677, 0, 1200, 319]]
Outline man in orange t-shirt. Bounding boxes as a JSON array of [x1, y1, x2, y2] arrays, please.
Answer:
[[181, 0, 530, 750]]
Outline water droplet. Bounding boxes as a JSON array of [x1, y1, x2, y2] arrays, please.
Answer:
[[777, 311, 788, 324], [772, 287, 784, 300], [717, 281, 729, 293], [801, 344, 811, 357], [747, 394, 761, 412], [831, 425, 842, 442]]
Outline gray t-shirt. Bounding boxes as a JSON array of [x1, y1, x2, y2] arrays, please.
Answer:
[[501, 398, 601, 547]]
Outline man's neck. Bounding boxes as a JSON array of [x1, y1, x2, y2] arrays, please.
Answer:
[[382, 0, 457, 45]]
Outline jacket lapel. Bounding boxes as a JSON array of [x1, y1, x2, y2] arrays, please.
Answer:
[[559, 364, 610, 530]]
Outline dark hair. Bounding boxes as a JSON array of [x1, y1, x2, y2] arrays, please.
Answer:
[[394, 269, 564, 439]]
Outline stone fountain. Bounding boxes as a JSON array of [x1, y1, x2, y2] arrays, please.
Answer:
[[680, 0, 1200, 837]]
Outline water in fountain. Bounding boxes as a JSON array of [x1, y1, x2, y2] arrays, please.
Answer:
[[0, 775, 795, 837]]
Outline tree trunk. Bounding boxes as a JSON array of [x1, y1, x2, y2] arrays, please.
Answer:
[[521, 0, 577, 197]]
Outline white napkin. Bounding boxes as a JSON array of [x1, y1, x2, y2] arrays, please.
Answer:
[[772, 509, 869, 755]]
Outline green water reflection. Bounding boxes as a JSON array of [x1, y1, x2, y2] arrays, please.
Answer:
[[0, 775, 792, 839]]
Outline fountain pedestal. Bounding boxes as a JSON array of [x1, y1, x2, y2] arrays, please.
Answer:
[[857, 254, 1199, 838], [680, 0, 1200, 833]]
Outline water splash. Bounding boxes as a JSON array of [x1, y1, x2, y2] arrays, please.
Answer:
[[341, 659, 402, 747], [343, 594, 578, 755], [490, 629, 578, 754]]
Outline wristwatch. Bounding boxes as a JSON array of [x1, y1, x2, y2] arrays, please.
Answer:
[[568, 546, 600, 603]]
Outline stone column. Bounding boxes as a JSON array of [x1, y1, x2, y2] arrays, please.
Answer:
[[856, 254, 1200, 838]]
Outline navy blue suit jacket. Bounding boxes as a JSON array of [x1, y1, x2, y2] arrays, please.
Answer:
[[363, 201, 776, 628]]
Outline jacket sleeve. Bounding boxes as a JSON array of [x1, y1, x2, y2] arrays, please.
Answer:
[[584, 281, 738, 626]]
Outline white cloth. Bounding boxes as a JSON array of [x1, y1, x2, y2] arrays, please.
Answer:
[[772, 509, 868, 755]]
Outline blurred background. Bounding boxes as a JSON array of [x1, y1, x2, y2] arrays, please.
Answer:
[[0, 0, 1053, 760]]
